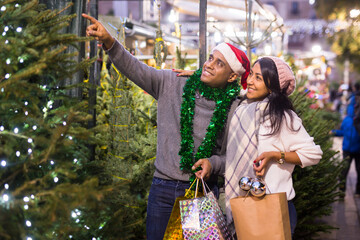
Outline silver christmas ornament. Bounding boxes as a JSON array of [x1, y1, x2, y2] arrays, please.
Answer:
[[239, 176, 252, 191], [250, 178, 266, 197]]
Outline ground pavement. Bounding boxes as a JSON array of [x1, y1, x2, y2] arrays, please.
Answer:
[[315, 137, 360, 240]]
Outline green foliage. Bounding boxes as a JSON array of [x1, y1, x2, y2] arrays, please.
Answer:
[[290, 89, 344, 239], [0, 1, 106, 239], [314, 0, 360, 20], [316, 110, 341, 128], [82, 34, 157, 238], [91, 62, 156, 240], [329, 25, 360, 72], [314, 0, 360, 73], [175, 46, 187, 70]]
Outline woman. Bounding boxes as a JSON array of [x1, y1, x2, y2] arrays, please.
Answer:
[[224, 56, 323, 236], [174, 56, 323, 235]]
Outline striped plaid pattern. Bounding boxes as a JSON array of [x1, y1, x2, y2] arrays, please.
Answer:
[[224, 99, 268, 225]]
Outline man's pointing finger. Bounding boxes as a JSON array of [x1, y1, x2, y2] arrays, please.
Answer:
[[82, 13, 97, 24]]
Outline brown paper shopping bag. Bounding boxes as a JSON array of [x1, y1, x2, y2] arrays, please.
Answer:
[[163, 180, 203, 240], [230, 192, 291, 240]]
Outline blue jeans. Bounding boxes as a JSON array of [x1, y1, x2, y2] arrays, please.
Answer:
[[146, 177, 219, 240], [288, 200, 297, 237]]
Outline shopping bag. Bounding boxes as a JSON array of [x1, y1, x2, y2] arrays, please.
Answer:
[[163, 179, 203, 240], [179, 178, 231, 240], [230, 192, 291, 240]]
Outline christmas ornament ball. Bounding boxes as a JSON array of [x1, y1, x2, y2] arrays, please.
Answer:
[[239, 176, 252, 191], [250, 178, 266, 197]]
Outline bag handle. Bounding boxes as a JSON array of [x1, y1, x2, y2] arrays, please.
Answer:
[[195, 178, 199, 198], [185, 180, 195, 196], [200, 177, 212, 196], [185, 177, 214, 198], [185, 179, 198, 198]]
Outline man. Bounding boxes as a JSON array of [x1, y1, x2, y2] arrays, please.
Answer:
[[82, 13, 250, 240]]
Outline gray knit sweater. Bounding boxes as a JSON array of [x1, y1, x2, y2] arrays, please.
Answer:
[[106, 40, 240, 182]]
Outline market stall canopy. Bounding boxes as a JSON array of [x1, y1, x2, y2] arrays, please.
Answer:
[[166, 0, 283, 28], [99, 15, 198, 48]]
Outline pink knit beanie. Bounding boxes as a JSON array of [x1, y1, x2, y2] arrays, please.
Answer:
[[265, 56, 296, 96]]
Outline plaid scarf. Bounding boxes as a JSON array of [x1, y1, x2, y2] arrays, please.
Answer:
[[224, 98, 268, 225]]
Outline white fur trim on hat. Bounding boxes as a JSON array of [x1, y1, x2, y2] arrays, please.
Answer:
[[212, 43, 246, 75]]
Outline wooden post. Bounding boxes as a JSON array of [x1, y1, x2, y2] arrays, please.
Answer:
[[199, 0, 207, 68], [87, 0, 99, 160], [88, 0, 99, 130]]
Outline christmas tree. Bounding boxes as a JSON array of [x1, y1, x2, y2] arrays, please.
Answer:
[[86, 20, 157, 239], [275, 57, 343, 239], [0, 1, 106, 239], [291, 84, 343, 239]]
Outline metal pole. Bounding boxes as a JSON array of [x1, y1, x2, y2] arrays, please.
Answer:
[[247, 0, 253, 63], [139, 0, 143, 22], [199, 0, 207, 68]]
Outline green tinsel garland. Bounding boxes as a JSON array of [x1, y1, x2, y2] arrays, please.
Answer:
[[179, 68, 240, 179]]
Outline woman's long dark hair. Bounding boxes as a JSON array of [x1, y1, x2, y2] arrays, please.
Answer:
[[255, 57, 299, 136]]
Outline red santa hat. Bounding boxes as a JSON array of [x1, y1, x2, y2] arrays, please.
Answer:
[[212, 42, 250, 89]]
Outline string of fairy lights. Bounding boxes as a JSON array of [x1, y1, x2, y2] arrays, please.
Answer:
[[0, 116, 95, 240], [6, 0, 156, 238], [0, 122, 76, 240], [0, 2, 105, 239]]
